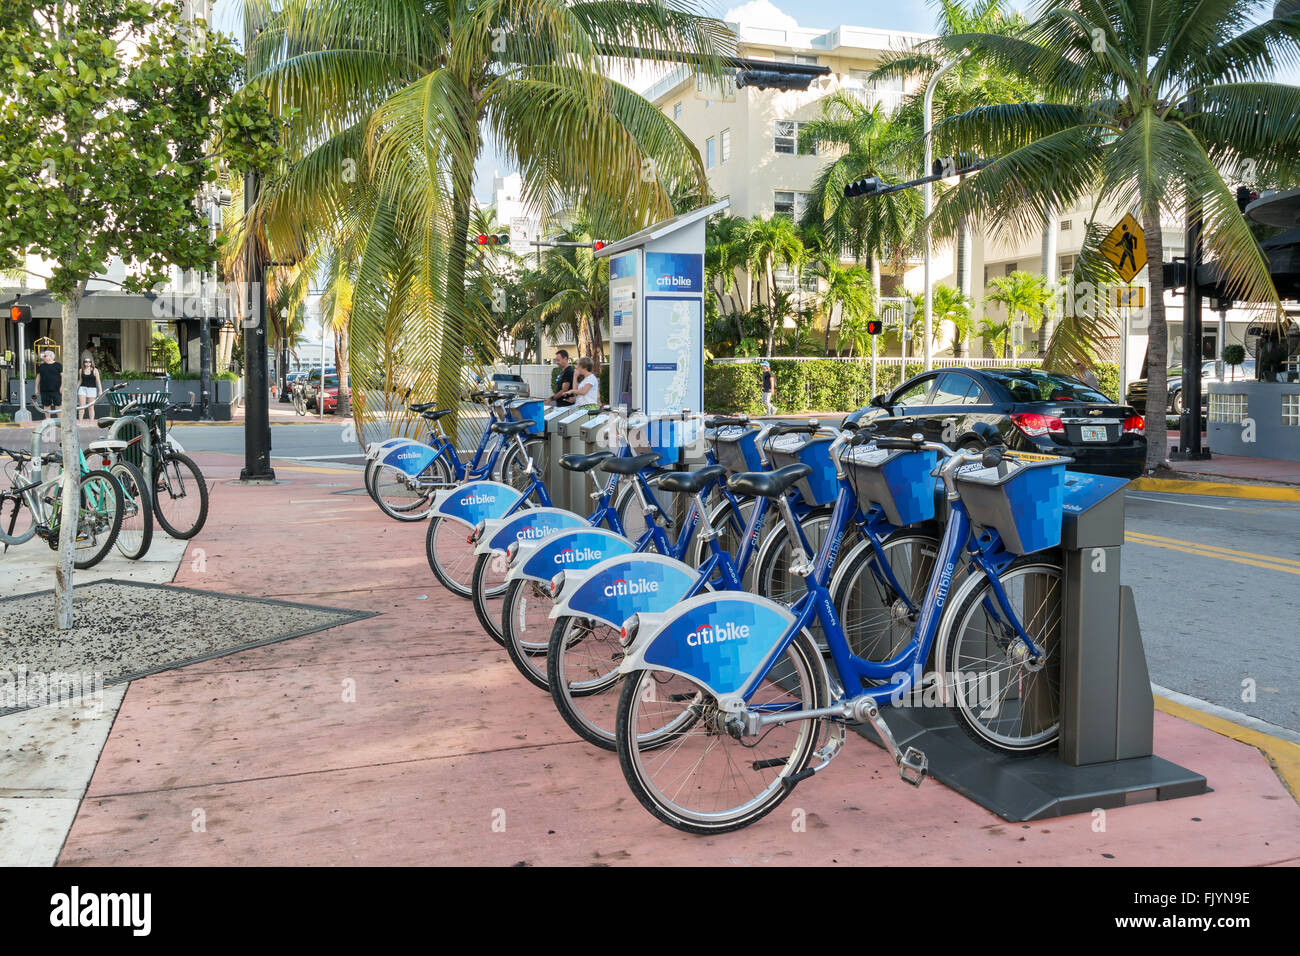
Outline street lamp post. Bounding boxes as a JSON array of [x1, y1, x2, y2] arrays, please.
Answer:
[[923, 56, 962, 373]]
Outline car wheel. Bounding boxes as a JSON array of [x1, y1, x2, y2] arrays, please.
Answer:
[[1170, 390, 1183, 415]]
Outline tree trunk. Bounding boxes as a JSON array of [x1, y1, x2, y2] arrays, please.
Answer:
[[55, 282, 86, 629], [442, 118, 479, 423], [335, 324, 351, 418], [1039, 205, 1058, 353], [1142, 207, 1169, 473], [822, 301, 835, 355]]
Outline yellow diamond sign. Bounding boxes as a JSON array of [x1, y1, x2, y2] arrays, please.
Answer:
[[1101, 214, 1146, 283]]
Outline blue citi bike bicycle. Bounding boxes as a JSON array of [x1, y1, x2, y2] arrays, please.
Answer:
[[613, 431, 1068, 833]]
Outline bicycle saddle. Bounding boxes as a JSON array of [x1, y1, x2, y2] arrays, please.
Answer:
[[559, 451, 614, 472], [421, 409, 454, 422], [87, 440, 129, 453], [598, 452, 662, 475], [408, 402, 438, 413], [489, 420, 533, 436], [726, 463, 811, 499], [96, 417, 116, 429], [654, 465, 727, 495]]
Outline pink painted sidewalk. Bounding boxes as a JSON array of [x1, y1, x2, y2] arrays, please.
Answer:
[[57, 453, 1300, 866]]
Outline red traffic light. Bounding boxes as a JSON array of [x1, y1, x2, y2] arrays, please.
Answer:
[[9, 304, 30, 322], [866, 319, 883, 335], [476, 234, 488, 245], [592, 240, 605, 251]]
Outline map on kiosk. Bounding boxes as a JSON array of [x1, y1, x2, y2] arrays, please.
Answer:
[[644, 297, 700, 413]]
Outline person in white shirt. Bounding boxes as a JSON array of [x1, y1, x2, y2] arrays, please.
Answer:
[[561, 357, 599, 406]]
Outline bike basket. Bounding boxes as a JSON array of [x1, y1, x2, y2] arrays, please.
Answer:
[[843, 444, 938, 527], [627, 416, 682, 467], [764, 432, 837, 506], [707, 425, 762, 475], [954, 453, 1067, 555], [507, 398, 545, 436]]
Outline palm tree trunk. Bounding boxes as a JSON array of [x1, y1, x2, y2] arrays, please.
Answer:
[[442, 117, 479, 422], [1142, 208, 1169, 473], [335, 324, 351, 418]]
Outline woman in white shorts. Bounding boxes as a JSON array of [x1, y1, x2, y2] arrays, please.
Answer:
[[78, 357, 102, 420]]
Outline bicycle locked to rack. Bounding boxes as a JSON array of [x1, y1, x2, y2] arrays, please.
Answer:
[[609, 430, 1071, 834]]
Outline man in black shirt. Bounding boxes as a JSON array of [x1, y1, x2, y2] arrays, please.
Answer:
[[36, 350, 62, 414], [551, 349, 575, 406]]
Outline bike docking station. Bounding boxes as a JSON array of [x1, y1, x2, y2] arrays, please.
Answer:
[[855, 467, 1208, 822]]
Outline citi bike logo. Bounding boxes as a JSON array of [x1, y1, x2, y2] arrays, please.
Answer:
[[933, 559, 957, 609], [396, 450, 421, 460], [685, 620, 750, 647], [515, 525, 554, 541], [554, 547, 602, 565], [459, 492, 496, 506], [602, 577, 660, 598]]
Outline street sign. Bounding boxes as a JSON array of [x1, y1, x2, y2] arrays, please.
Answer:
[[1101, 214, 1146, 283]]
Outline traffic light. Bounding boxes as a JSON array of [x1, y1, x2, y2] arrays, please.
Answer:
[[1235, 186, 1258, 212], [866, 318, 883, 335], [592, 240, 605, 251], [844, 176, 884, 198], [734, 69, 816, 91], [9, 304, 30, 322], [1162, 260, 1187, 293], [474, 233, 510, 246]]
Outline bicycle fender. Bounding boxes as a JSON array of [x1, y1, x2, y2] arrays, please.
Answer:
[[366, 437, 414, 461], [431, 480, 523, 528], [617, 592, 797, 710], [506, 527, 635, 584], [476, 507, 587, 555], [548, 553, 699, 631], [381, 441, 441, 476]]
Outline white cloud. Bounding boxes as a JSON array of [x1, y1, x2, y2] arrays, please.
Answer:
[[722, 0, 799, 31]]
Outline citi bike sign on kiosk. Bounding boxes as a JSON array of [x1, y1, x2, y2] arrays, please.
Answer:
[[597, 201, 726, 426]]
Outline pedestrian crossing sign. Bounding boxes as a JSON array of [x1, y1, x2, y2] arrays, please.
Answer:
[[1101, 214, 1146, 283]]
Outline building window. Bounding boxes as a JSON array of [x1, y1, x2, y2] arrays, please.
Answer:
[[720, 129, 731, 164], [1283, 393, 1300, 426], [1060, 219, 1073, 231], [779, 53, 820, 65], [774, 121, 815, 155], [1209, 392, 1248, 423], [1059, 254, 1077, 276], [1004, 262, 1019, 276], [706, 136, 716, 169], [673, 102, 682, 121], [774, 190, 811, 219]]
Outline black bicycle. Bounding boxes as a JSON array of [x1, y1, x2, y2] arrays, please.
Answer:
[[106, 397, 209, 540]]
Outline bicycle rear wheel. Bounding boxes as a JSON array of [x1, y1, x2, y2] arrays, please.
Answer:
[[65, 469, 124, 569], [547, 615, 627, 750], [616, 631, 827, 835], [152, 452, 208, 539], [109, 461, 153, 560], [426, 515, 479, 598]]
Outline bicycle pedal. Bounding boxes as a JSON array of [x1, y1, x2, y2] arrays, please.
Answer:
[[898, 747, 928, 786]]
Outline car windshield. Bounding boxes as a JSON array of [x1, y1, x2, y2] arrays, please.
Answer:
[[987, 371, 1112, 404]]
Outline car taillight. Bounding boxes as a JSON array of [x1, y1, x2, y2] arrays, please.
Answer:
[[1123, 414, 1145, 435], [1010, 412, 1064, 438]]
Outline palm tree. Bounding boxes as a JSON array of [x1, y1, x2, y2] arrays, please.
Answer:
[[798, 93, 923, 291], [933, 282, 975, 356], [518, 229, 609, 362], [923, 0, 1300, 472], [983, 270, 1055, 358], [977, 316, 1013, 358], [246, 0, 734, 425], [814, 259, 875, 354], [741, 215, 804, 355], [319, 240, 358, 417]]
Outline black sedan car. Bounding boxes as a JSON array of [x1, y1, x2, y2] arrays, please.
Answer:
[[848, 367, 1146, 478]]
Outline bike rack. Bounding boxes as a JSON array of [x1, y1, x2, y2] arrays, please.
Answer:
[[850, 472, 1207, 822]]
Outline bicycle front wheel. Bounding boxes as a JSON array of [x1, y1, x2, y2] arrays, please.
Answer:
[[832, 532, 940, 668], [0, 490, 36, 546], [109, 461, 153, 560], [942, 559, 1063, 755], [68, 469, 124, 569], [616, 630, 827, 834], [497, 437, 545, 497], [153, 452, 208, 539], [471, 551, 513, 646], [371, 457, 444, 521]]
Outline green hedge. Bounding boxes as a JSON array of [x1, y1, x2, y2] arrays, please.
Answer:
[[703, 361, 764, 415], [1093, 362, 1120, 402]]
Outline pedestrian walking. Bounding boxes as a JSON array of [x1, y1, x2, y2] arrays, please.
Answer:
[[36, 350, 62, 415], [78, 357, 102, 420], [760, 361, 775, 416]]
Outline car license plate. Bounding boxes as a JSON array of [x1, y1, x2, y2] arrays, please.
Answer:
[[1080, 425, 1107, 442]]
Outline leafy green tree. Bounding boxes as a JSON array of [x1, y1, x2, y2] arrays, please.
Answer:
[[813, 260, 875, 355], [924, 0, 1300, 471], [933, 283, 975, 356], [740, 215, 804, 355], [983, 271, 1054, 358], [517, 228, 609, 363], [0, 0, 277, 627]]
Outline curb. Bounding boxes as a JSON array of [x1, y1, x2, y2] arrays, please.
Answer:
[[1154, 694, 1300, 803], [1131, 476, 1300, 502]]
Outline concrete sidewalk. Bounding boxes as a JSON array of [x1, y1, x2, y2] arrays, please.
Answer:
[[0, 452, 1277, 865]]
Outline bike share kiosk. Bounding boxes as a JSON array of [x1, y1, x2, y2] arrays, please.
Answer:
[[864, 467, 1206, 821], [596, 200, 726, 468], [542, 405, 573, 499], [553, 407, 596, 513]]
